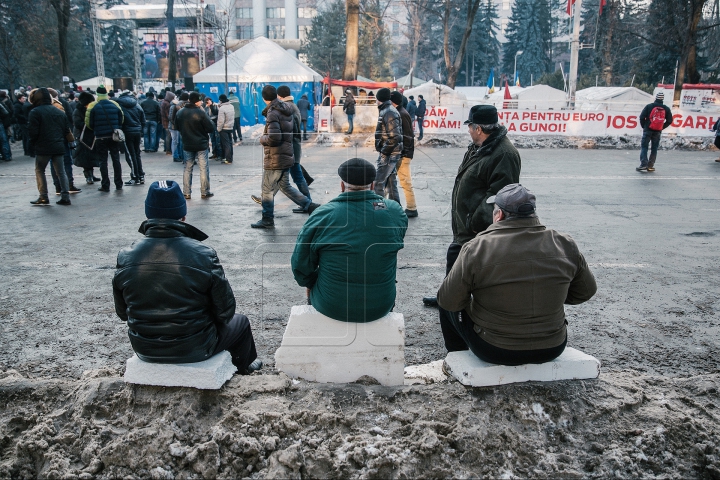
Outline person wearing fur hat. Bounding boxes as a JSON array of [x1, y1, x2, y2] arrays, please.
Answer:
[[252, 85, 317, 229], [85, 85, 125, 191], [291, 158, 408, 322], [637, 92, 673, 172], [113, 180, 263, 374], [373, 87, 403, 204]]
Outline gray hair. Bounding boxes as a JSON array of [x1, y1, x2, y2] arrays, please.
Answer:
[[478, 122, 502, 134], [493, 203, 536, 219], [342, 181, 372, 191]]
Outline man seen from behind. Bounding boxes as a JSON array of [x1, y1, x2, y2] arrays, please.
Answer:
[[437, 184, 597, 365]]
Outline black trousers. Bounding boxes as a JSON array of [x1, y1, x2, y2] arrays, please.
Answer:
[[213, 314, 257, 372], [95, 138, 123, 189], [219, 130, 233, 162], [124, 133, 144, 180], [438, 243, 566, 365]]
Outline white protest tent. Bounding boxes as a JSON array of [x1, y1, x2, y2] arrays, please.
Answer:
[[485, 84, 567, 110], [76, 76, 114, 91], [193, 36, 322, 126], [576, 87, 653, 112], [193, 36, 321, 84], [402, 80, 467, 106], [455, 86, 490, 104], [395, 73, 427, 89]]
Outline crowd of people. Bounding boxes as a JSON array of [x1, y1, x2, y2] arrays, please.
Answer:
[[112, 100, 598, 376], [1, 78, 606, 377]]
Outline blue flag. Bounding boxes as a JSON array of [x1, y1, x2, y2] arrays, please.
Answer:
[[487, 68, 495, 93], [514, 70, 521, 87]]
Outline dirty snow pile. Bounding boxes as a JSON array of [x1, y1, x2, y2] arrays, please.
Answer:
[[1, 368, 719, 479]]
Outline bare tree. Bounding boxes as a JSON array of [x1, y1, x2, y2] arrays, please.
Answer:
[[0, 32, 21, 96], [213, 0, 235, 94], [343, 0, 360, 80], [442, 0, 481, 88], [402, 0, 429, 76]]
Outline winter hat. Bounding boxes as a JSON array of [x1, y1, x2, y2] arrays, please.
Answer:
[[487, 183, 536, 216], [179, 92, 189, 101], [219, 94, 228, 103], [145, 180, 187, 220], [262, 85, 278, 101], [338, 158, 377, 186], [656, 92, 664, 101], [277, 85, 291, 98], [96, 85, 107, 94], [78, 91, 94, 106], [390, 91, 403, 105], [188, 91, 201, 104], [376, 88, 391, 102], [464, 104, 498, 125]]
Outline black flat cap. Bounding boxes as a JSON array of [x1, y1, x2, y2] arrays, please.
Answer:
[[338, 158, 377, 186]]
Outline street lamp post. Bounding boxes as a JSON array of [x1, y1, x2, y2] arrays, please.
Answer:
[[514, 50, 523, 85]]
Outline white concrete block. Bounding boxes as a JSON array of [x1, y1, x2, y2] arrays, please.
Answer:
[[404, 360, 447, 385], [124, 351, 237, 390], [443, 347, 600, 387], [275, 305, 405, 386]]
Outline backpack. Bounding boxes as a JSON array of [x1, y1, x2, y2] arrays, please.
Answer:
[[648, 106, 666, 131]]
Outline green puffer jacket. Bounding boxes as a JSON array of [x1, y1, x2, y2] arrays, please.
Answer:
[[452, 127, 521, 245], [291, 190, 408, 323]]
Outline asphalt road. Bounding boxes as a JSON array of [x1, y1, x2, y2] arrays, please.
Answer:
[[0, 138, 718, 380]]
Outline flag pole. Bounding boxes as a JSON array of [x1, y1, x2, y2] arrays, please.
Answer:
[[568, 0, 582, 109]]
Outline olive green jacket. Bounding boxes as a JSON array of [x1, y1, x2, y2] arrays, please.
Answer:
[[452, 128, 521, 245], [437, 217, 597, 350]]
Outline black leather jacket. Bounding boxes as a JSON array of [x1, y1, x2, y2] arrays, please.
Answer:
[[113, 219, 237, 363], [374, 100, 403, 157]]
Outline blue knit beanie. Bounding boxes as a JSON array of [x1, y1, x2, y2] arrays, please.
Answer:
[[145, 180, 187, 219]]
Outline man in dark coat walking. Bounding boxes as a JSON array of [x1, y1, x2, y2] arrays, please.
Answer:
[[13, 94, 29, 156], [113, 180, 262, 374], [637, 91, 673, 172], [251, 85, 316, 229], [27, 88, 73, 205], [373, 88, 403, 203]]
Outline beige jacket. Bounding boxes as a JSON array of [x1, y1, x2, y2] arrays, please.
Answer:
[[437, 217, 597, 350]]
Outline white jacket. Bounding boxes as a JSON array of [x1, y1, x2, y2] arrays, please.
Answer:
[[217, 102, 234, 131]]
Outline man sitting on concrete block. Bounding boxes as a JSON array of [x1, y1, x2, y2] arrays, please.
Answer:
[[113, 180, 262, 374], [291, 158, 408, 322], [437, 183, 597, 365]]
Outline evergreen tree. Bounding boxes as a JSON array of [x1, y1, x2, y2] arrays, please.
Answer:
[[473, 0, 501, 85], [303, 0, 347, 79], [502, 0, 552, 86], [102, 22, 136, 78]]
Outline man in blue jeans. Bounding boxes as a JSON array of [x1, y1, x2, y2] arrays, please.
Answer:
[[141, 92, 161, 152], [637, 92, 672, 172], [175, 92, 214, 199], [251, 85, 317, 229]]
